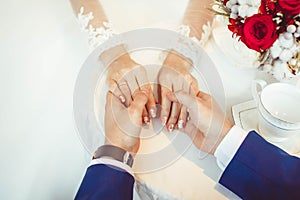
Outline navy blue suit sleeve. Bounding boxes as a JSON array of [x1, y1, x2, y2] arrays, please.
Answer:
[[219, 131, 300, 200], [75, 164, 134, 200]]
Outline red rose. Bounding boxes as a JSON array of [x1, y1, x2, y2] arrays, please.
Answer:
[[278, 0, 300, 15], [259, 0, 277, 14], [241, 14, 278, 52]]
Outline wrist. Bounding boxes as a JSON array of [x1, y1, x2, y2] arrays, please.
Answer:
[[163, 51, 192, 71], [100, 44, 133, 67]]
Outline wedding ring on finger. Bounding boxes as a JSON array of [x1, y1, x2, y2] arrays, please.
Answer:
[[118, 82, 128, 87]]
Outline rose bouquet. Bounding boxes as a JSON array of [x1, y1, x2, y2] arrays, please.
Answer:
[[212, 0, 300, 80]]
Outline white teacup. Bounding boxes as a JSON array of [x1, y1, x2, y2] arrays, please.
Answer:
[[252, 80, 300, 145]]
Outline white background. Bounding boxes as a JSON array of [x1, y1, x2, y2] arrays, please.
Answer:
[[0, 0, 92, 199]]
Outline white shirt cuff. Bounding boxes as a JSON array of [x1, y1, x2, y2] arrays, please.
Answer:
[[214, 125, 248, 171], [90, 158, 134, 177]]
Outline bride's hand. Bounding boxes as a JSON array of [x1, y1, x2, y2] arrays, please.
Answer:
[[158, 52, 198, 131], [167, 90, 233, 154], [100, 45, 157, 124]]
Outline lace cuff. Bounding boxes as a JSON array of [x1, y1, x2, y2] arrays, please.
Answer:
[[178, 22, 212, 47], [77, 7, 116, 49]]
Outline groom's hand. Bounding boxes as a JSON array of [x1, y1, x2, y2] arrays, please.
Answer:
[[167, 90, 233, 154], [104, 89, 148, 154]]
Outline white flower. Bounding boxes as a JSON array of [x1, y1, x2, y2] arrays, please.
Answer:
[[290, 43, 299, 54], [226, 1, 233, 9], [246, 7, 258, 17], [283, 32, 293, 40], [230, 0, 238, 4], [278, 34, 294, 49], [272, 60, 294, 80], [230, 13, 238, 19], [238, 0, 247, 5], [279, 49, 293, 62], [270, 45, 282, 59], [231, 5, 239, 14], [287, 25, 297, 33], [238, 5, 249, 18], [247, 0, 261, 7], [290, 59, 297, 66]]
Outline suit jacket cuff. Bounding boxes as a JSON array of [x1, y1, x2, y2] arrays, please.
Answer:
[[214, 125, 248, 170], [90, 158, 134, 177]]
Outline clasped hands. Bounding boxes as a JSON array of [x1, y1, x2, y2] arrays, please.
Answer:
[[102, 46, 233, 155]]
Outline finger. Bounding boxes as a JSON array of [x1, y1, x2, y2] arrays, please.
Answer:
[[139, 84, 154, 122], [167, 90, 200, 122], [189, 77, 199, 96], [177, 105, 187, 129], [125, 76, 140, 97], [135, 68, 157, 118], [118, 81, 132, 107], [129, 90, 148, 123], [167, 90, 195, 108], [107, 80, 126, 104], [132, 82, 150, 124], [166, 82, 182, 132], [142, 107, 150, 125], [141, 84, 157, 119], [177, 79, 190, 129], [160, 85, 172, 126], [167, 102, 181, 132], [196, 90, 212, 101]]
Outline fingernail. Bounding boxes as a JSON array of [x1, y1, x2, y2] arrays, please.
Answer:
[[119, 95, 125, 103], [144, 116, 150, 124], [149, 108, 156, 118], [168, 124, 174, 132], [178, 120, 184, 129], [162, 116, 167, 125]]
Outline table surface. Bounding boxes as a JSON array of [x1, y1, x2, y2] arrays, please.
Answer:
[[0, 0, 299, 199]]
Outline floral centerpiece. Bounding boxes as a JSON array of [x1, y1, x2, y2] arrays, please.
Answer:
[[212, 0, 300, 80]]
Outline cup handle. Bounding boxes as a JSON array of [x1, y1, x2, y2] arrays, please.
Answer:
[[252, 80, 267, 104]]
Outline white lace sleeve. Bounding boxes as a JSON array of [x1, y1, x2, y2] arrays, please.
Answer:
[[178, 22, 212, 47], [77, 7, 116, 50]]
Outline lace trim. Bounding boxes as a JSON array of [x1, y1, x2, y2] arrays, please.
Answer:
[[178, 22, 212, 47], [77, 7, 116, 49]]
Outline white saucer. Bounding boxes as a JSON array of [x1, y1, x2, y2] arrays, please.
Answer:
[[232, 100, 300, 157]]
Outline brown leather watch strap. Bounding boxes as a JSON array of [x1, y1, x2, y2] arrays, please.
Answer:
[[93, 145, 134, 167]]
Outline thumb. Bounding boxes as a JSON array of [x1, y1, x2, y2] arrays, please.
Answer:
[[167, 90, 200, 123], [129, 90, 148, 120]]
